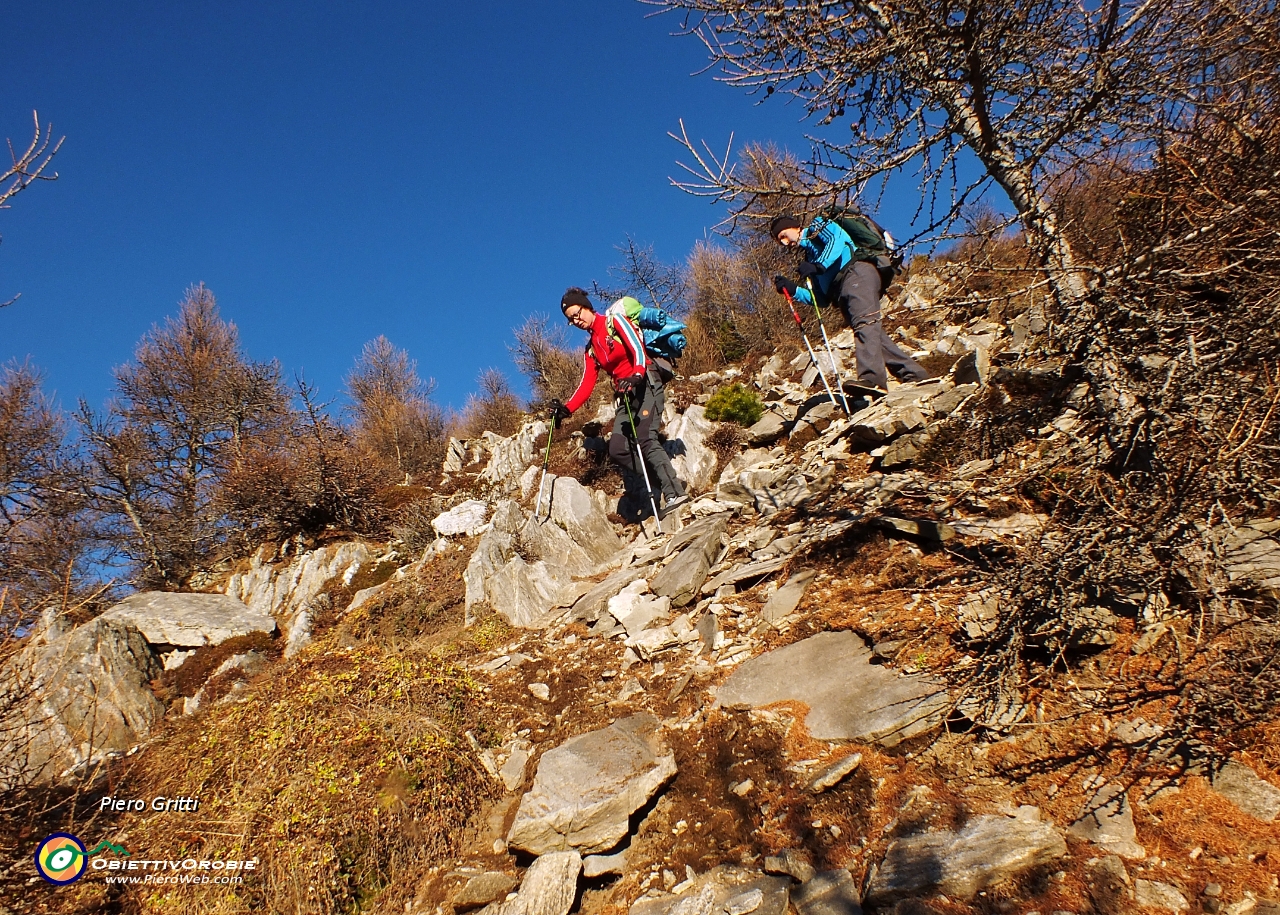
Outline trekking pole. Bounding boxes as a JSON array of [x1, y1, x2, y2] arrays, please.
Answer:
[[534, 411, 555, 523], [622, 393, 663, 523], [782, 288, 842, 411], [805, 278, 853, 414]]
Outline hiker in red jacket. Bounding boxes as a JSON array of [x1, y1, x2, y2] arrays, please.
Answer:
[[551, 287, 689, 517]]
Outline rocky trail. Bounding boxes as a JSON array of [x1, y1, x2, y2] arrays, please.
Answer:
[[4, 281, 1279, 915]]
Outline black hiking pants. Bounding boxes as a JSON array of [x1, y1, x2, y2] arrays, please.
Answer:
[[832, 260, 928, 390], [608, 369, 686, 504]]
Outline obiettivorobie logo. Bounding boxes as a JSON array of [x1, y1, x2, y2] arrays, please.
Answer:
[[35, 833, 131, 885]]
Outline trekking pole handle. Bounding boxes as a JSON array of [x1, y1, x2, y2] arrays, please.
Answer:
[[781, 289, 805, 326]]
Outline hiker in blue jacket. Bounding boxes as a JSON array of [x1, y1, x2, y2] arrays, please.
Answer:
[[771, 213, 928, 392]]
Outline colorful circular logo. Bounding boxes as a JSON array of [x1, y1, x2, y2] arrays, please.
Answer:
[[35, 833, 88, 885]]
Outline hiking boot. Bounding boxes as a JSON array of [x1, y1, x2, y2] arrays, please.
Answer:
[[659, 494, 691, 518]]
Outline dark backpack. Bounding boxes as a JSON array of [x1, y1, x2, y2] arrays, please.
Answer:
[[821, 205, 904, 288]]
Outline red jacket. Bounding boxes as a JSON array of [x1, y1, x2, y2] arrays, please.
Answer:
[[564, 311, 648, 413]]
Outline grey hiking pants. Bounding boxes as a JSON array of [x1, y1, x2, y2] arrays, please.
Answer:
[[832, 260, 928, 389], [608, 369, 686, 503]]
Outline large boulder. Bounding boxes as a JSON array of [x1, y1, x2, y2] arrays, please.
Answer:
[[487, 557, 566, 629], [507, 714, 677, 855], [545, 475, 622, 566], [432, 499, 490, 538], [478, 420, 548, 492], [226, 540, 374, 656], [2, 617, 164, 787], [715, 631, 948, 746], [98, 592, 275, 648], [866, 813, 1067, 903], [664, 405, 718, 493]]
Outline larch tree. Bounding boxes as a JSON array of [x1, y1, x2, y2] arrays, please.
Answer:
[[79, 285, 290, 588], [345, 336, 447, 481], [650, 0, 1264, 304]]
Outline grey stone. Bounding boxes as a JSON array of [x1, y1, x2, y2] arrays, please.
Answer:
[[626, 626, 680, 660], [1085, 855, 1132, 915], [631, 867, 789, 915], [583, 849, 629, 877], [1221, 523, 1280, 594], [478, 421, 549, 493], [507, 714, 677, 855], [487, 557, 566, 629], [702, 559, 789, 595], [1134, 880, 1189, 912], [433, 499, 491, 538], [929, 384, 978, 416], [792, 870, 862, 915], [809, 752, 863, 794], [958, 590, 1001, 640], [481, 851, 581, 915], [546, 476, 623, 566], [865, 814, 1068, 903], [847, 401, 929, 447], [569, 566, 655, 621], [520, 513, 600, 578], [226, 540, 372, 654], [746, 412, 787, 445], [651, 527, 725, 608], [666, 406, 718, 493], [100, 591, 276, 649], [606, 580, 672, 637], [1208, 760, 1280, 822], [715, 631, 948, 746], [756, 474, 814, 516], [499, 739, 533, 792], [764, 849, 815, 884], [1068, 783, 1146, 859], [878, 434, 928, 469], [761, 570, 817, 623], [453, 872, 519, 910], [3, 617, 164, 787]]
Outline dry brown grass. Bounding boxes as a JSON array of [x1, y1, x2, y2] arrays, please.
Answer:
[[33, 555, 497, 915]]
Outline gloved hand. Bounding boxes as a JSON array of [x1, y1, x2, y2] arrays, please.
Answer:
[[615, 375, 642, 397], [798, 261, 820, 279], [550, 399, 571, 428], [773, 275, 797, 297]]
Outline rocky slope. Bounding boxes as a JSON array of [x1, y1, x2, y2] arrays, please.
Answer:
[[5, 283, 1280, 915]]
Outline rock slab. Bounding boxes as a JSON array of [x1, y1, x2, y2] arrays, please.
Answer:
[[99, 591, 276, 648], [715, 631, 949, 746], [1209, 759, 1280, 822], [866, 814, 1068, 903], [482, 851, 581, 915], [507, 714, 677, 855]]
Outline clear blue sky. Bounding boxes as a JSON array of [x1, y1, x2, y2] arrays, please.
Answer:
[[1, 1, 915, 414]]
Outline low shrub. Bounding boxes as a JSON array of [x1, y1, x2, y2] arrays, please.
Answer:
[[704, 383, 765, 426]]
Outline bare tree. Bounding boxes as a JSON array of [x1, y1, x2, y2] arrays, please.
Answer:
[[345, 336, 447, 480], [509, 314, 583, 406], [609, 237, 688, 314], [649, 0, 1263, 304], [0, 362, 97, 631], [2, 112, 64, 308], [459, 369, 525, 438], [79, 285, 290, 588]]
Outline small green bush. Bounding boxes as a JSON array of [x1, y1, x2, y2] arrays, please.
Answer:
[[704, 383, 765, 426]]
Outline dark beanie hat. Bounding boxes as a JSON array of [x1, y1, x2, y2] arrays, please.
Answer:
[[769, 214, 804, 238], [561, 287, 592, 313]]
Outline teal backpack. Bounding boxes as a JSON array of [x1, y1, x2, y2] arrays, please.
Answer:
[[606, 296, 688, 363]]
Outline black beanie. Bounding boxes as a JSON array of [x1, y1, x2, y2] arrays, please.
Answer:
[[769, 214, 804, 239], [561, 287, 592, 313]]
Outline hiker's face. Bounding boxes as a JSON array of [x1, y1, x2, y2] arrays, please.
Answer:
[[776, 227, 802, 247], [564, 305, 594, 330]]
